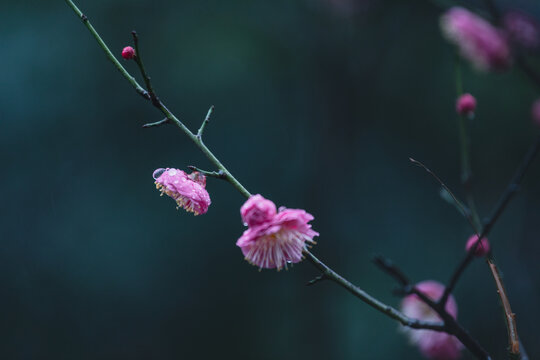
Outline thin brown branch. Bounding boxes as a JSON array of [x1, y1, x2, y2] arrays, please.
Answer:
[[487, 259, 520, 356]]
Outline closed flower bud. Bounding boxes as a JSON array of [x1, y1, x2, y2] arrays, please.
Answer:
[[456, 93, 477, 116], [121, 46, 135, 60]]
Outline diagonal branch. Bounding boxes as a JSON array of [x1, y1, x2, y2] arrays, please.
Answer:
[[304, 250, 445, 331]]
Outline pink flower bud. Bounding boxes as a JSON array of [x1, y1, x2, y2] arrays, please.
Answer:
[[236, 195, 318, 270], [531, 99, 540, 126], [441, 7, 511, 71], [465, 235, 490, 257], [401, 281, 463, 360], [456, 93, 477, 116], [121, 46, 135, 60], [153, 168, 211, 215], [240, 194, 277, 227]]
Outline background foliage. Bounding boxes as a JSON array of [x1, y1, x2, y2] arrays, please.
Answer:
[[1, 0, 539, 358]]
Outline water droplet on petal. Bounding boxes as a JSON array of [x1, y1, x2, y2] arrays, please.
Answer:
[[152, 168, 166, 180]]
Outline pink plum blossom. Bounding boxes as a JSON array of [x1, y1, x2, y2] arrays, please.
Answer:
[[455, 93, 477, 116], [153, 168, 211, 215], [465, 235, 490, 257], [236, 194, 318, 270], [401, 281, 463, 360], [441, 7, 511, 71]]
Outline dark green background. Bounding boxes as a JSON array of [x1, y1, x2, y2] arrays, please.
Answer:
[[1, 0, 539, 359]]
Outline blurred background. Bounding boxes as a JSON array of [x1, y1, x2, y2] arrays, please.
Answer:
[[1, 0, 539, 359]]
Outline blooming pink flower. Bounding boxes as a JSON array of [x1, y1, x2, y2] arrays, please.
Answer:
[[441, 7, 511, 71], [401, 281, 463, 360], [153, 168, 211, 215], [121, 46, 135, 60], [531, 99, 540, 126], [504, 11, 540, 50], [236, 195, 318, 270], [455, 93, 476, 116], [465, 235, 490, 257]]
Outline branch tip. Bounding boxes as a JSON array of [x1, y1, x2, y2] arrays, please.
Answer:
[[142, 118, 169, 128], [306, 274, 326, 286]]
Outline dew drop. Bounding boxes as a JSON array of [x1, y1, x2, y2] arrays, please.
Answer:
[[152, 168, 166, 180]]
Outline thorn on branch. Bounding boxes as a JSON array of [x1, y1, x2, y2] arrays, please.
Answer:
[[197, 105, 215, 140], [306, 274, 327, 286], [142, 118, 170, 128]]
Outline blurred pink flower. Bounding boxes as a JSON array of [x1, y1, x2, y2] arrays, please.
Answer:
[[531, 99, 540, 126], [455, 93, 477, 116], [153, 168, 211, 215], [401, 281, 463, 360], [504, 11, 540, 50], [236, 195, 318, 270], [441, 7, 511, 71], [465, 235, 490, 257]]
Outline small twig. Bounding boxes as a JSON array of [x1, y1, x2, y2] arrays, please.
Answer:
[[131, 31, 160, 107], [487, 259, 520, 357], [306, 274, 327, 286], [187, 166, 226, 179], [439, 187, 472, 217], [142, 118, 169, 128], [410, 157, 480, 234], [197, 105, 215, 140]]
